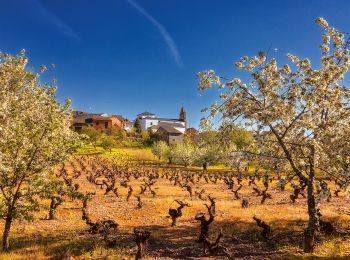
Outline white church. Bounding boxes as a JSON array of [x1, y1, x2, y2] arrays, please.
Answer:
[[137, 107, 186, 133], [136, 107, 186, 144]]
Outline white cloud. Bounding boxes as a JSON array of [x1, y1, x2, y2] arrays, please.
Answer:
[[35, 0, 80, 40], [127, 0, 183, 67]]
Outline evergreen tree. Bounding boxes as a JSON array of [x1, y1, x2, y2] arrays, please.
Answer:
[[134, 118, 142, 134]]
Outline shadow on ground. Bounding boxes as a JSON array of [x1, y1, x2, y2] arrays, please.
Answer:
[[2, 217, 349, 259]]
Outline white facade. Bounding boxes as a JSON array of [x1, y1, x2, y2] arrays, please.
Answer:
[[141, 118, 159, 131], [140, 114, 155, 119], [141, 117, 185, 133], [173, 125, 186, 133], [124, 121, 134, 132]]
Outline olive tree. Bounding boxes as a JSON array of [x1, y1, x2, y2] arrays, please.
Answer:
[[171, 141, 196, 167], [198, 18, 350, 252], [195, 146, 219, 170], [194, 129, 220, 169], [80, 126, 101, 149], [0, 50, 78, 251], [100, 135, 118, 153], [217, 123, 253, 170], [151, 141, 170, 160]]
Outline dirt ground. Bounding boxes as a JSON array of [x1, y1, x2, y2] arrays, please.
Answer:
[[1, 155, 350, 259]]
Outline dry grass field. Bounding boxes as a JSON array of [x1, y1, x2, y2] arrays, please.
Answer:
[[1, 155, 350, 259]]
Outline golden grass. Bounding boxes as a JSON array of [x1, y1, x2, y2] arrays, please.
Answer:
[[119, 148, 155, 161], [75, 145, 156, 162]]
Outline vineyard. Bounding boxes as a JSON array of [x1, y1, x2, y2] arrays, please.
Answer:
[[3, 4, 350, 260], [1, 154, 349, 259]]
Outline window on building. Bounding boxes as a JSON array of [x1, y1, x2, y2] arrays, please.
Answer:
[[105, 122, 108, 128], [96, 122, 99, 126]]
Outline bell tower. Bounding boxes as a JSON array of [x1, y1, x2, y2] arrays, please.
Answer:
[[179, 106, 186, 128]]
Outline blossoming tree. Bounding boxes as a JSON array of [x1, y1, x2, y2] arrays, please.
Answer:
[[171, 140, 196, 167], [151, 141, 170, 160], [197, 18, 350, 252], [0, 50, 78, 251]]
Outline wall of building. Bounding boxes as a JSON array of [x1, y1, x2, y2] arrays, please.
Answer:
[[124, 122, 133, 132], [110, 117, 123, 128], [141, 118, 159, 131], [160, 120, 185, 126], [92, 119, 112, 130], [173, 126, 186, 133], [168, 134, 183, 145], [139, 115, 155, 119], [141, 118, 186, 132]]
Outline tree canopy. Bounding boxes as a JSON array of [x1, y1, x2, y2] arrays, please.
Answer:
[[0, 50, 78, 251], [134, 118, 142, 134], [198, 18, 350, 252]]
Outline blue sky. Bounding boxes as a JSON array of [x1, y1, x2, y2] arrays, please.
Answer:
[[1, 0, 350, 127]]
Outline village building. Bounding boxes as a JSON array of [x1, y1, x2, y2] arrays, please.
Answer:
[[156, 124, 184, 145], [72, 111, 124, 131], [136, 107, 187, 144], [72, 107, 190, 145], [137, 107, 186, 133], [123, 120, 134, 132]]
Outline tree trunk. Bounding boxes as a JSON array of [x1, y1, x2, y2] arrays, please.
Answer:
[[49, 201, 56, 220], [304, 149, 318, 253], [2, 213, 13, 251], [135, 244, 143, 260], [48, 197, 59, 220], [203, 162, 208, 171], [304, 176, 318, 252]]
